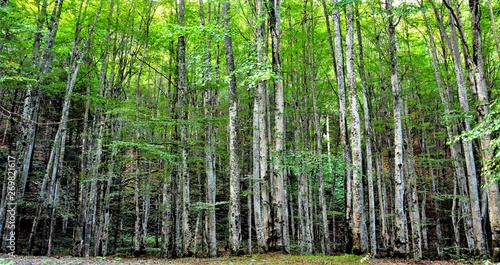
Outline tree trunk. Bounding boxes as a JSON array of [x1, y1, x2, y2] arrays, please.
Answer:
[[346, 2, 368, 255], [223, 0, 241, 254], [269, 0, 288, 253], [386, 0, 408, 257], [177, 0, 192, 256], [199, 0, 218, 257], [470, 0, 500, 260], [331, 0, 353, 252], [403, 101, 422, 260], [252, 0, 268, 252], [355, 6, 376, 256]]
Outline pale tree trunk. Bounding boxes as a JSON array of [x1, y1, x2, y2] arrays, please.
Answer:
[[269, 0, 289, 253], [371, 1, 389, 252], [252, 0, 268, 252], [134, 153, 142, 255], [177, 0, 191, 256], [293, 102, 311, 254], [470, 0, 500, 260], [415, 98, 429, 252], [141, 1, 154, 255], [346, 2, 368, 254], [421, 182, 428, 251], [325, 116, 337, 249], [403, 101, 422, 260], [141, 164, 151, 252], [101, 145, 117, 256], [299, 170, 312, 254], [258, 0, 271, 249], [161, 171, 172, 258], [223, 0, 241, 254], [375, 154, 389, 251], [199, 0, 218, 257], [430, 167, 444, 257], [331, 0, 353, 251], [88, 114, 106, 257], [133, 2, 153, 256], [320, 0, 337, 248], [252, 86, 264, 253], [386, 0, 408, 257], [355, 6, 376, 256], [306, 5, 329, 254], [95, 0, 115, 256]]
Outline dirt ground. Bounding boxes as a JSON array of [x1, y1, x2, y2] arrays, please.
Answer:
[[0, 253, 487, 265]]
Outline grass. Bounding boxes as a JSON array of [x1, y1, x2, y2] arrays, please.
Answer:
[[1, 252, 480, 264], [159, 253, 364, 264]]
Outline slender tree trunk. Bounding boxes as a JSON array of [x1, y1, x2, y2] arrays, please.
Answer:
[[375, 154, 389, 251], [243, 178, 249, 254], [269, 0, 288, 253], [355, 7, 376, 256], [198, 0, 218, 257], [331, 0, 353, 252], [223, 0, 241, 254], [177, 0, 192, 256], [386, 0, 408, 257], [403, 101, 422, 260], [470, 0, 500, 260], [346, 2, 368, 255], [252, 0, 268, 252], [161, 170, 172, 258]]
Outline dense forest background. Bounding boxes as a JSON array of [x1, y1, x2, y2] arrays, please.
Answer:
[[1, 0, 500, 261]]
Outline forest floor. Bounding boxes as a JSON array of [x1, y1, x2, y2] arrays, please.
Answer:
[[0, 253, 487, 265]]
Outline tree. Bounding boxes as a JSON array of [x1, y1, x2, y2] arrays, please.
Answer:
[[345, 1, 368, 255], [269, 0, 289, 253], [386, 0, 408, 257], [223, 0, 241, 254]]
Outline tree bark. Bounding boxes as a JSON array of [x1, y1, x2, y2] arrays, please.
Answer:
[[356, 6, 376, 256], [269, 0, 289, 253], [469, 0, 500, 260], [386, 0, 408, 257], [177, 0, 192, 256], [331, 0, 353, 252], [253, 0, 268, 252], [198, 0, 218, 257], [223, 0, 241, 254], [345, 2, 368, 255]]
